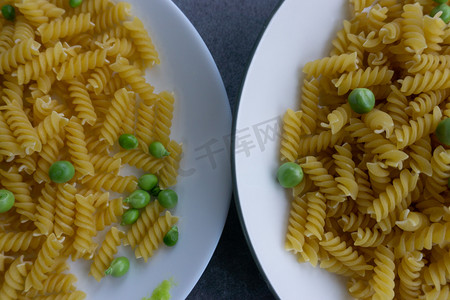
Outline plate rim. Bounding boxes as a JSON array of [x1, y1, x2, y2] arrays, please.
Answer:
[[231, 1, 286, 299]]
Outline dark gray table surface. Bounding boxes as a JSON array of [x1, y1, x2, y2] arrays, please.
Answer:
[[169, 1, 280, 299]]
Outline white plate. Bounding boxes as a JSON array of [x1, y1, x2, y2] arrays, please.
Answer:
[[233, 0, 351, 299], [71, 1, 232, 299]]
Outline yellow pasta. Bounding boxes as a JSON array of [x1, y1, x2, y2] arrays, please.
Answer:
[[0, 1, 182, 298], [281, 1, 450, 299]]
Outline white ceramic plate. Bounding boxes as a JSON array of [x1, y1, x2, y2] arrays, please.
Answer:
[[233, 0, 352, 299], [70, 1, 232, 299]]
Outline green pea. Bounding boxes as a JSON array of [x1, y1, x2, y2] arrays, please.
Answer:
[[149, 141, 170, 158], [138, 174, 158, 191], [348, 88, 375, 114], [69, 0, 83, 8], [150, 185, 161, 197], [435, 118, 450, 146], [277, 162, 304, 188], [2, 5, 15, 21], [431, 4, 450, 23], [105, 257, 129, 277], [433, 0, 448, 4], [121, 209, 140, 225], [118, 134, 139, 150], [49, 161, 75, 183], [163, 225, 178, 247], [157, 189, 178, 209], [124, 190, 150, 209], [0, 189, 14, 213]]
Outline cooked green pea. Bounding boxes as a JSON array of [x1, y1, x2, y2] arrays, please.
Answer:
[[121, 209, 140, 225], [69, 0, 83, 8], [157, 189, 178, 209], [435, 118, 450, 146], [138, 174, 158, 191], [149, 141, 170, 158], [277, 162, 304, 188], [0, 189, 14, 213], [105, 257, 129, 277], [431, 4, 450, 23], [163, 225, 178, 247], [124, 190, 150, 209], [118, 134, 139, 150], [348, 88, 375, 114], [49, 161, 75, 183], [2, 5, 15, 21]]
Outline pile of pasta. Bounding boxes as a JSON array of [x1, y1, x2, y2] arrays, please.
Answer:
[[281, 1, 450, 299], [0, 0, 182, 299]]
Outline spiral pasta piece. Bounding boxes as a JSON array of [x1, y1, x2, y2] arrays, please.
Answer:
[[303, 52, 359, 79], [71, 0, 109, 16], [300, 156, 346, 204], [0, 231, 43, 253], [333, 144, 358, 200], [110, 56, 155, 104], [97, 36, 135, 58], [424, 146, 450, 200], [351, 227, 386, 247], [54, 183, 77, 238], [362, 108, 394, 138], [24, 233, 64, 292], [90, 153, 121, 174], [136, 98, 157, 152], [35, 111, 68, 145], [81, 173, 138, 193], [15, 0, 48, 26], [1, 99, 41, 154], [395, 209, 429, 232], [0, 25, 14, 53], [423, 249, 450, 290], [56, 49, 107, 81], [154, 91, 174, 147], [338, 212, 373, 232], [34, 183, 56, 235], [123, 17, 159, 67], [304, 192, 326, 240], [25, 273, 77, 298], [65, 116, 95, 178], [67, 80, 97, 126], [135, 211, 179, 262], [321, 103, 352, 134], [394, 106, 442, 148], [114, 149, 163, 174], [347, 278, 374, 300], [297, 129, 346, 156], [0, 166, 36, 221], [423, 14, 446, 53], [385, 85, 410, 127], [299, 78, 320, 134], [280, 109, 302, 162], [72, 194, 96, 260], [400, 69, 450, 95], [398, 251, 424, 300], [319, 232, 372, 277], [37, 13, 93, 43], [0, 39, 40, 75], [157, 140, 182, 188], [395, 222, 450, 258], [401, 3, 427, 54], [99, 88, 134, 145], [94, 198, 124, 231], [285, 194, 308, 253], [93, 2, 131, 33], [0, 111, 22, 160], [333, 66, 394, 95], [370, 245, 395, 300], [423, 285, 450, 300], [368, 169, 419, 221], [34, 133, 64, 183], [0, 256, 30, 300], [86, 66, 111, 95], [89, 227, 124, 282]]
